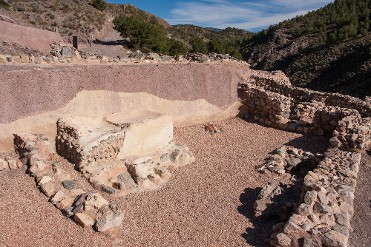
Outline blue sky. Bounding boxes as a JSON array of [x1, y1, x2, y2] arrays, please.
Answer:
[[107, 0, 334, 32]]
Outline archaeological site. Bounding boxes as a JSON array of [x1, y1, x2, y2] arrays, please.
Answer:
[[0, 0, 370, 246]]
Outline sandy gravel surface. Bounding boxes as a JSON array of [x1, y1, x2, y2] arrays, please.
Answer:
[[349, 152, 371, 247], [0, 118, 357, 247], [117, 118, 327, 246], [0, 169, 111, 247]]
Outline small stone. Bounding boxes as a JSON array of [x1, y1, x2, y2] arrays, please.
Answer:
[[314, 202, 333, 214], [51, 190, 66, 205], [317, 190, 329, 205], [0, 159, 9, 171], [61, 207, 74, 217], [40, 181, 59, 197], [74, 213, 95, 228], [332, 224, 350, 238], [160, 153, 169, 162], [29, 160, 47, 174], [297, 203, 313, 216], [102, 185, 117, 194], [339, 202, 354, 216], [283, 220, 305, 235], [69, 189, 86, 198], [335, 213, 350, 228], [321, 230, 347, 247], [73, 193, 89, 207], [16, 160, 24, 169], [59, 197, 75, 209], [95, 203, 124, 232], [329, 137, 341, 148], [62, 180, 76, 190], [304, 191, 317, 205], [38, 176, 53, 186], [275, 233, 292, 246], [286, 157, 302, 168], [7, 160, 18, 170], [84, 193, 109, 213], [303, 237, 321, 247], [53, 167, 71, 181], [72, 203, 83, 214]]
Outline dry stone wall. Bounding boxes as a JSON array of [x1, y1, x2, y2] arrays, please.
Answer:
[[239, 70, 371, 247], [246, 74, 371, 118]]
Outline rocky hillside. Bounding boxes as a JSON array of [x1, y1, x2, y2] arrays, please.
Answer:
[[0, 0, 166, 42], [242, 0, 371, 98], [0, 0, 250, 58]]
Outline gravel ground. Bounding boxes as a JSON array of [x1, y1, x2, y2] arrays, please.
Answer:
[[117, 118, 327, 246], [349, 152, 371, 247], [0, 169, 111, 247], [0, 118, 362, 247]]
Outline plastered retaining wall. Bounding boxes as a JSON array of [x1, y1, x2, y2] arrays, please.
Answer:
[[0, 63, 249, 123], [239, 72, 371, 247]]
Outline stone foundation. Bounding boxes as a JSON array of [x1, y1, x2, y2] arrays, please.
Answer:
[[240, 71, 371, 247], [56, 111, 195, 195]]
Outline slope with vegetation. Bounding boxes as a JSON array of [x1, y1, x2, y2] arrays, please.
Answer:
[[0, 0, 167, 42], [242, 0, 371, 98], [0, 0, 250, 58], [113, 14, 252, 57]]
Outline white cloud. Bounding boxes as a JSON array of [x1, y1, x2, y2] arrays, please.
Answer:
[[166, 0, 334, 31]]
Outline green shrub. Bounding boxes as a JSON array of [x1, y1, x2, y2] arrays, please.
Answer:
[[0, 0, 9, 9], [190, 37, 208, 53], [91, 0, 107, 11]]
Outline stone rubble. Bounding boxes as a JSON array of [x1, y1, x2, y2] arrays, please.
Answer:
[[0, 150, 23, 172], [257, 145, 322, 176], [0, 44, 246, 66], [13, 133, 124, 232]]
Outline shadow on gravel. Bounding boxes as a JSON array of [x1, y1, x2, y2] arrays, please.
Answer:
[[284, 135, 329, 154], [238, 135, 328, 246], [238, 187, 275, 247], [238, 181, 304, 247]]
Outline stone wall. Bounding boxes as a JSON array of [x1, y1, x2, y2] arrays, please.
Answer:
[[239, 72, 371, 135], [239, 71, 371, 247], [246, 75, 371, 118], [239, 84, 291, 129]]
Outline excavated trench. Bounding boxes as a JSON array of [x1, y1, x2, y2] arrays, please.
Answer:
[[0, 63, 370, 246]]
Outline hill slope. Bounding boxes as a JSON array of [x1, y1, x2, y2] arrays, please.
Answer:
[[242, 0, 371, 98], [0, 0, 167, 42]]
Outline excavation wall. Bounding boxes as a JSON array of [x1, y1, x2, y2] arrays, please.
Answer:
[[0, 63, 249, 123]]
